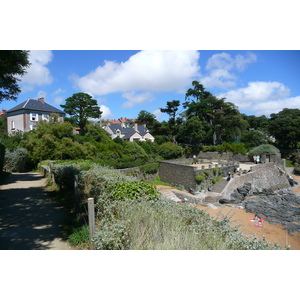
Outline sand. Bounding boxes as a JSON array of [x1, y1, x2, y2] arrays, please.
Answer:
[[195, 174, 300, 250]]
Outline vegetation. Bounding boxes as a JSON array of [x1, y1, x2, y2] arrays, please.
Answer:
[[46, 162, 283, 250], [248, 144, 280, 157], [0, 50, 30, 102], [60, 92, 102, 135]]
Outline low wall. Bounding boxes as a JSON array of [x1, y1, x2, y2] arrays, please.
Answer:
[[221, 171, 255, 199], [221, 163, 291, 202], [159, 160, 238, 193]]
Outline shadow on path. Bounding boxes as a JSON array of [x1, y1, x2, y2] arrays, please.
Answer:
[[0, 172, 70, 250]]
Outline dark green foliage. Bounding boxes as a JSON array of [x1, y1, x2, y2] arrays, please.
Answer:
[[288, 152, 300, 167], [0, 50, 30, 102], [177, 116, 205, 146], [241, 130, 268, 149], [60, 92, 102, 135], [201, 142, 247, 154], [269, 108, 300, 149], [139, 163, 159, 174], [157, 142, 183, 159]]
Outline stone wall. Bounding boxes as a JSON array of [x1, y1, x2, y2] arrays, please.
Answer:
[[159, 160, 238, 193], [220, 163, 292, 203]]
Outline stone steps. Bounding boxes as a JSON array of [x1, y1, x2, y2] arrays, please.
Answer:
[[160, 189, 182, 203], [211, 178, 228, 193]]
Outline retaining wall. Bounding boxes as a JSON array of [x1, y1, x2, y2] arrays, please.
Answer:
[[159, 159, 238, 193]]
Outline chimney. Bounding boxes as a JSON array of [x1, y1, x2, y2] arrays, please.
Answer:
[[38, 97, 45, 103], [134, 123, 138, 132]]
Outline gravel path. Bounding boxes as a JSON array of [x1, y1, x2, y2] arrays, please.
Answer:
[[0, 172, 71, 250]]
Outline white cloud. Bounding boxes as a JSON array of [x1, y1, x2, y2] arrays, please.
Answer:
[[53, 88, 66, 95], [202, 52, 257, 90], [218, 81, 294, 115], [73, 50, 200, 97], [20, 50, 54, 91], [152, 109, 163, 120], [206, 52, 257, 71], [100, 105, 114, 119], [201, 69, 237, 89], [122, 92, 154, 108]]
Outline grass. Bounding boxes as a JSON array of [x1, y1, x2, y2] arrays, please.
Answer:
[[93, 197, 283, 250]]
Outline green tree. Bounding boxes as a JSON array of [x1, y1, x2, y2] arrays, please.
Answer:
[[177, 116, 205, 146], [160, 100, 181, 143], [184, 81, 243, 145], [60, 92, 102, 135], [269, 108, 300, 149], [0, 50, 30, 102], [241, 130, 268, 149], [136, 110, 159, 130]]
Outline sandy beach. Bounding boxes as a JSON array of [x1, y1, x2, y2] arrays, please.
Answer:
[[195, 174, 300, 250]]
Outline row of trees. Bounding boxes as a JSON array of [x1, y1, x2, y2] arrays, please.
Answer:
[[136, 81, 300, 150]]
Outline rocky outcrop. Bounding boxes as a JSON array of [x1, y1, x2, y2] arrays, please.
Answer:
[[244, 190, 300, 236], [219, 164, 300, 236]]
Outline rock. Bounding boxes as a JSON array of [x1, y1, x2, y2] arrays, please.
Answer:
[[244, 191, 300, 235]]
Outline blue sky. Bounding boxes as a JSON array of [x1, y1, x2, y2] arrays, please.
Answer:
[[3, 50, 300, 122]]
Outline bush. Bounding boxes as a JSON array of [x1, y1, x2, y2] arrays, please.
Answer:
[[195, 173, 205, 183], [248, 144, 280, 157], [139, 163, 159, 174], [288, 152, 300, 167], [4, 148, 31, 172], [158, 142, 183, 159]]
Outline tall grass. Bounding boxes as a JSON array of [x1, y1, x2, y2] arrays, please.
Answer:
[[93, 197, 283, 250]]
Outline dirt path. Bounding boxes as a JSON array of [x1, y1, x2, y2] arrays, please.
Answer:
[[0, 172, 71, 250]]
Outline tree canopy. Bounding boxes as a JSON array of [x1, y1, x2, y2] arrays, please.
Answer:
[[60, 92, 102, 135], [269, 108, 300, 149], [0, 50, 30, 102]]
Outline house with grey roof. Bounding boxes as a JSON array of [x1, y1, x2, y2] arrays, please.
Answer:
[[103, 122, 155, 142], [6, 98, 65, 134]]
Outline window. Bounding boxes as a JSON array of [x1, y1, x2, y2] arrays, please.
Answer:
[[11, 120, 15, 130], [30, 124, 37, 130], [30, 113, 38, 121], [42, 114, 49, 121]]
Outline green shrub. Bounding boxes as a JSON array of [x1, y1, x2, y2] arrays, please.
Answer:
[[140, 163, 159, 174], [158, 142, 183, 159], [248, 144, 280, 156], [93, 221, 129, 250], [68, 225, 89, 249], [195, 173, 205, 183], [212, 175, 222, 185], [4, 148, 31, 172], [204, 170, 210, 177]]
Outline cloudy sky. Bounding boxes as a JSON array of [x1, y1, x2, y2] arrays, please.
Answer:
[[4, 50, 300, 121]]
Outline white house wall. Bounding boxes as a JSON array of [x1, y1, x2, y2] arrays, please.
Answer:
[[143, 133, 155, 142], [129, 132, 143, 142], [7, 110, 64, 134]]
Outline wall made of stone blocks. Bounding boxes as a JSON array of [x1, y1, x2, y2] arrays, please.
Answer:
[[159, 160, 238, 193]]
